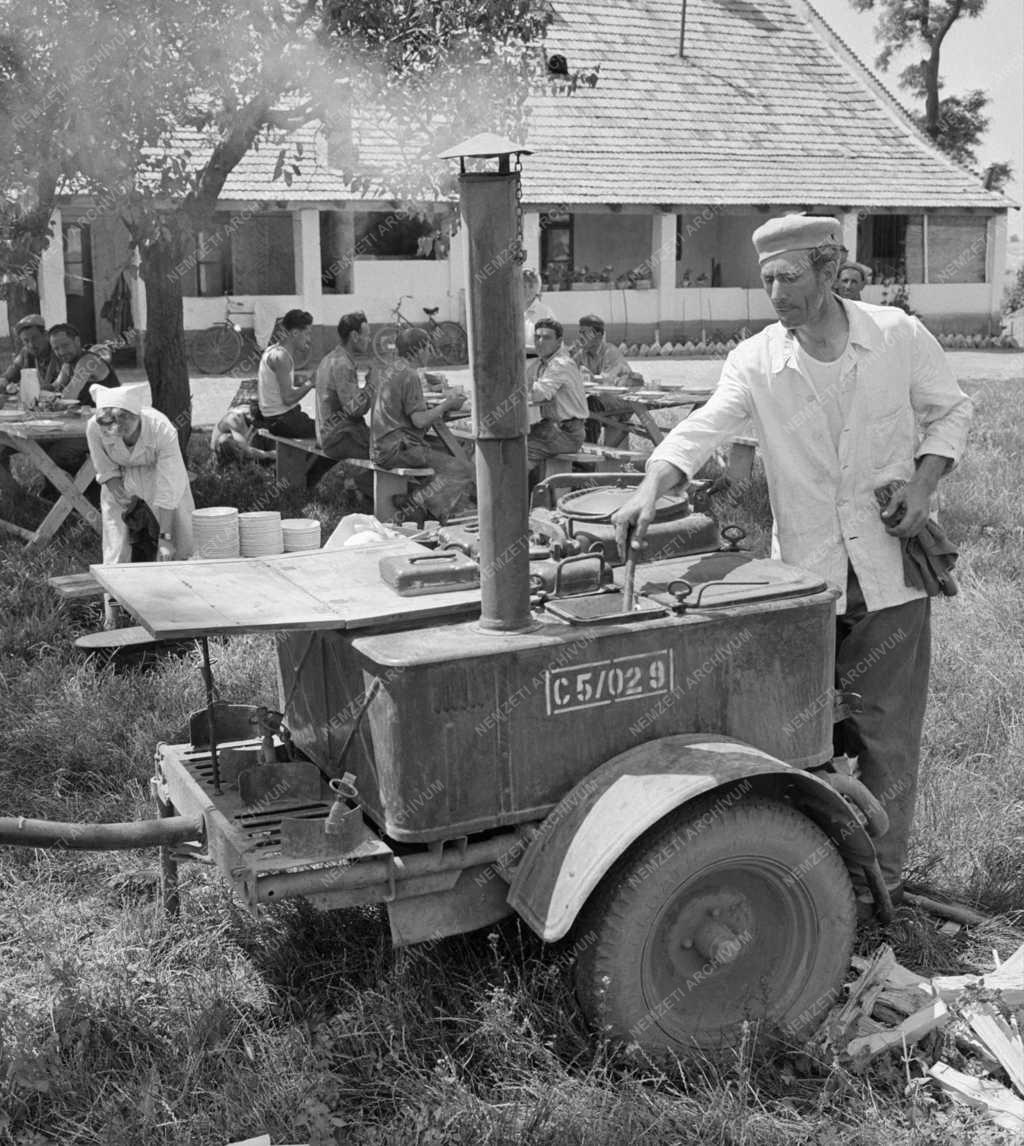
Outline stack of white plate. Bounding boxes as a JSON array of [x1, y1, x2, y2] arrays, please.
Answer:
[[192, 507, 239, 558], [281, 518, 321, 552], [239, 511, 284, 557]]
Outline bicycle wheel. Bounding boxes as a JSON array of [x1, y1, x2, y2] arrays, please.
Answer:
[[189, 325, 244, 375], [430, 321, 468, 366], [372, 324, 401, 363]]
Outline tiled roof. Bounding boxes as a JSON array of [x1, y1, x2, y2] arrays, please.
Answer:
[[521, 0, 1005, 208], [208, 0, 1005, 210]]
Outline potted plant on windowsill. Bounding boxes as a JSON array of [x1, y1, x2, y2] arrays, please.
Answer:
[[631, 266, 653, 291], [544, 261, 569, 292]]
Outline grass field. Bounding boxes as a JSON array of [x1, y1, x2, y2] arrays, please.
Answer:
[[0, 357, 1022, 1145]]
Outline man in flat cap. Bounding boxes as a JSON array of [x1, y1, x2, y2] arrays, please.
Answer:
[[1, 314, 60, 394], [612, 213, 972, 921], [835, 261, 871, 301]]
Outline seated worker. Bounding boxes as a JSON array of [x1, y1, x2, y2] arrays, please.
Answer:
[[571, 313, 634, 447], [46, 323, 120, 405], [371, 327, 473, 521], [522, 268, 555, 358], [1, 314, 61, 392], [210, 401, 275, 467], [526, 318, 588, 480], [316, 311, 372, 461], [85, 384, 195, 627], [835, 262, 870, 301], [256, 309, 316, 437]]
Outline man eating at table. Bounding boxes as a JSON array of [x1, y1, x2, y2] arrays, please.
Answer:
[[45, 323, 120, 405], [1, 314, 61, 394], [371, 327, 472, 521], [571, 313, 635, 447], [526, 318, 588, 482]]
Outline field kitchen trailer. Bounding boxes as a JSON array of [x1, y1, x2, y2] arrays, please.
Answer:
[[0, 139, 891, 1054]]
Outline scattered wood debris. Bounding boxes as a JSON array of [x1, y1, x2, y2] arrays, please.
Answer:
[[814, 942, 1024, 1135]]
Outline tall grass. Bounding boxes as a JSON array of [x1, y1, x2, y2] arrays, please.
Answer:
[[0, 365, 1021, 1144]]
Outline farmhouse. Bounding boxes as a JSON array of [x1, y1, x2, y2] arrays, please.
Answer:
[[27, 0, 1010, 354]]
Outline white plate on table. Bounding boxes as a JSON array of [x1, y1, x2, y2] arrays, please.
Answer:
[[0, 410, 27, 421]]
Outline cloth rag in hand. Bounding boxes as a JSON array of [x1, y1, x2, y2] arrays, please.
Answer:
[[122, 496, 159, 563], [874, 482, 958, 597]]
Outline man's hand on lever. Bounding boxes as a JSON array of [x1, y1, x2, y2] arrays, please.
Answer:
[[611, 460, 688, 560]]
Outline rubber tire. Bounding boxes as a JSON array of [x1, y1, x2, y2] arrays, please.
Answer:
[[430, 321, 468, 365], [574, 794, 854, 1055], [372, 324, 401, 363], [189, 326, 243, 375]]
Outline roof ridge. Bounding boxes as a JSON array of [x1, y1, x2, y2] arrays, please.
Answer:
[[795, 0, 1005, 204]]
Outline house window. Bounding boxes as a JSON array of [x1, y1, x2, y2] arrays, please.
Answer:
[[232, 215, 296, 294], [352, 210, 438, 259], [180, 213, 234, 298], [64, 224, 86, 296], [858, 213, 924, 283], [927, 216, 987, 283], [540, 211, 573, 289]]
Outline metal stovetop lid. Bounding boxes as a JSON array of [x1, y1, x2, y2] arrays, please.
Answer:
[[556, 485, 691, 524]]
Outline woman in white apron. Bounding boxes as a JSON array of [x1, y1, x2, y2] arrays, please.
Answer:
[[86, 384, 194, 623]]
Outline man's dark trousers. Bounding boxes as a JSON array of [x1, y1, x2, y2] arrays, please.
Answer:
[[834, 565, 931, 890]]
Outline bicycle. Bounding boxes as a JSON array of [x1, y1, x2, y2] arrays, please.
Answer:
[[187, 297, 254, 375], [372, 295, 468, 366]]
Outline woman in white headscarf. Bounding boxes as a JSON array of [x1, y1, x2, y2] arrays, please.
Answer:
[[86, 383, 194, 569]]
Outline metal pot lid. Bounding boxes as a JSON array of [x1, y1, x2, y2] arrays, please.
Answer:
[[556, 485, 691, 524]]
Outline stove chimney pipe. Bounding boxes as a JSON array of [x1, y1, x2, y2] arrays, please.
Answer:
[[441, 136, 534, 633]]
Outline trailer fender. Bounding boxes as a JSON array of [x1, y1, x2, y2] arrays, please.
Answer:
[[507, 734, 875, 942]]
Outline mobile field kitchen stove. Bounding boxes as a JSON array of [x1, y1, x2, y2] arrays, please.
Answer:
[[0, 140, 891, 1055]]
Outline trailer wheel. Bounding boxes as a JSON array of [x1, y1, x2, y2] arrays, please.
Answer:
[[574, 795, 854, 1054]]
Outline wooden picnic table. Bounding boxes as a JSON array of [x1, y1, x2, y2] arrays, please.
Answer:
[[0, 408, 99, 548], [583, 382, 713, 445]]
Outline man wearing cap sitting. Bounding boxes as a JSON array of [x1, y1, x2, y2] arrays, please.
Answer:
[[836, 262, 871, 302], [611, 213, 972, 921], [1, 314, 60, 394], [571, 313, 634, 447], [526, 318, 588, 481], [87, 384, 195, 623]]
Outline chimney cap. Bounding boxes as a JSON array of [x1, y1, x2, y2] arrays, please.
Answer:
[[438, 133, 532, 161]]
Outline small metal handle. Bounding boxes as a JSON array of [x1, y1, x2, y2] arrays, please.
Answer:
[[720, 524, 747, 551], [407, 551, 459, 564], [553, 551, 606, 595]]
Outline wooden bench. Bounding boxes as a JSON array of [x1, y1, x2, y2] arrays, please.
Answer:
[[263, 434, 332, 489], [48, 571, 103, 601], [537, 452, 601, 481], [579, 443, 649, 472], [345, 459, 435, 522]]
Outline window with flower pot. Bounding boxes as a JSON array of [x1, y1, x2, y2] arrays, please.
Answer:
[[540, 211, 573, 290]]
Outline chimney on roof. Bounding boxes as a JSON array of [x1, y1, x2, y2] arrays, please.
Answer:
[[679, 0, 687, 57]]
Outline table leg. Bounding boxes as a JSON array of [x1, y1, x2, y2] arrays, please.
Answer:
[[8, 438, 100, 549], [625, 402, 666, 445], [432, 422, 474, 471]]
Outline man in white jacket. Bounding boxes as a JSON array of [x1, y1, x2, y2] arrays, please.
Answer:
[[611, 214, 972, 919]]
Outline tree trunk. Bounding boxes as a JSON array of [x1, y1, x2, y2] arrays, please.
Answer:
[[139, 234, 191, 453]]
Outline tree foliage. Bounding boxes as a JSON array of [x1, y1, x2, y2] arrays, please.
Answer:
[[849, 1, 1004, 169], [0, 0, 553, 430]]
